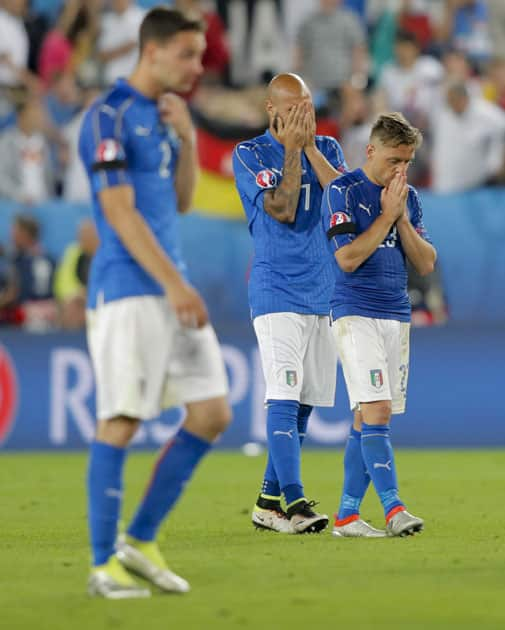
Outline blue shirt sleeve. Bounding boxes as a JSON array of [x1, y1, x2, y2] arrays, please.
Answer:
[[232, 142, 278, 225], [321, 180, 357, 253], [408, 187, 432, 244], [322, 137, 349, 173], [79, 102, 132, 194]]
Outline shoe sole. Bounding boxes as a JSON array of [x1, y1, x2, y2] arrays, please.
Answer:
[[292, 516, 329, 534], [117, 548, 190, 593], [388, 522, 424, 537], [88, 584, 151, 599]]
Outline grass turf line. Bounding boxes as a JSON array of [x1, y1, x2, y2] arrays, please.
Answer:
[[1, 450, 505, 629]]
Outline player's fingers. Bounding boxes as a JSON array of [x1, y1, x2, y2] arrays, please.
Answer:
[[285, 105, 298, 129]]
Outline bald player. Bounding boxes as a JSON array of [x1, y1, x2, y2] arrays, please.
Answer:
[[233, 73, 348, 534]]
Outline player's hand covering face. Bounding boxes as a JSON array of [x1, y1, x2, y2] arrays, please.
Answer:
[[367, 142, 415, 188], [380, 171, 409, 223], [274, 102, 311, 151], [303, 102, 317, 149], [159, 93, 194, 141]]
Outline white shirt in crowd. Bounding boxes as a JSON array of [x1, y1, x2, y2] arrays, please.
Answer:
[[431, 97, 505, 193], [62, 111, 89, 203], [19, 133, 50, 204], [98, 5, 145, 86], [0, 8, 28, 86], [379, 55, 445, 120]]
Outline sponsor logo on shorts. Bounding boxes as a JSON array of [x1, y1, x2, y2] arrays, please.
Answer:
[[370, 369, 383, 389], [286, 370, 297, 387]]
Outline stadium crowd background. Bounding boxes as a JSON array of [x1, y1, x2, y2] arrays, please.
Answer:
[[0, 0, 504, 332]]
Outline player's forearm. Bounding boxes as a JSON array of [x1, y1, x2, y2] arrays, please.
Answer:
[[304, 145, 341, 188], [397, 219, 437, 276], [175, 134, 198, 214], [100, 187, 183, 292], [335, 214, 394, 273], [264, 148, 302, 223]]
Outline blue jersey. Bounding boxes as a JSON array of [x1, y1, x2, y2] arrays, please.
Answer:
[[322, 168, 432, 322], [233, 130, 347, 318], [79, 78, 184, 308]]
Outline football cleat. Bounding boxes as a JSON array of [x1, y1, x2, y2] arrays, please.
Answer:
[[332, 518, 386, 538], [88, 555, 151, 599], [252, 496, 292, 533], [287, 499, 328, 534], [386, 509, 424, 537], [116, 534, 190, 593]]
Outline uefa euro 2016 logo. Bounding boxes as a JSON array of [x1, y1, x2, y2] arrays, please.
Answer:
[[0, 345, 18, 446]]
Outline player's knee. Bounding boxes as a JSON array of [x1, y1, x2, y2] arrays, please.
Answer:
[[208, 403, 232, 435], [361, 401, 391, 425], [96, 416, 140, 447]]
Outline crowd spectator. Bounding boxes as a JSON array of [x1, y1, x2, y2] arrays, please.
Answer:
[[0, 92, 53, 203], [38, 0, 100, 86], [435, 0, 492, 69], [294, 0, 368, 107], [3, 214, 57, 330], [431, 81, 505, 193], [488, 0, 505, 59], [53, 218, 98, 329], [0, 0, 29, 87], [97, 0, 145, 86]]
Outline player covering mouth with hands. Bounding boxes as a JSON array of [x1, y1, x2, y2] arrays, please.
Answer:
[[234, 73, 347, 535]]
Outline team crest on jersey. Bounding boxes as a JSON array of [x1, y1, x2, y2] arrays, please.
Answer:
[[330, 212, 351, 227], [256, 169, 277, 189], [286, 370, 298, 387], [370, 369, 384, 389], [95, 138, 125, 163]]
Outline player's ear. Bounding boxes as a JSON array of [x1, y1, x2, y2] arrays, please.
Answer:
[[366, 143, 375, 160]]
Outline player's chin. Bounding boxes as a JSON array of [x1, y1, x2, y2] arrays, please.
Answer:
[[173, 78, 198, 93]]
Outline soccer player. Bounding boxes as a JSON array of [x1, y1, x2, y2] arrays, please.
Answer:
[[322, 112, 436, 538], [233, 73, 347, 534], [79, 8, 231, 598]]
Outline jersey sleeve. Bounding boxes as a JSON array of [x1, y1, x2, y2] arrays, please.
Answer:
[[321, 181, 357, 253], [79, 102, 132, 194], [232, 142, 278, 224], [323, 137, 349, 173], [408, 188, 432, 244]]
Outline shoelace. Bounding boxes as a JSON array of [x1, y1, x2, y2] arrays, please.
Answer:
[[298, 500, 320, 518]]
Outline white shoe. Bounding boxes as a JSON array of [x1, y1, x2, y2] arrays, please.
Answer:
[[287, 500, 328, 534], [332, 518, 386, 538], [252, 505, 293, 533], [116, 534, 190, 593], [386, 509, 424, 537], [88, 555, 151, 599]]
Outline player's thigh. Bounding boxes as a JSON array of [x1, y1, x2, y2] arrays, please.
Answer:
[[331, 316, 392, 409], [253, 312, 309, 401], [301, 315, 337, 406], [381, 319, 410, 415], [165, 322, 228, 409], [86, 296, 172, 421]]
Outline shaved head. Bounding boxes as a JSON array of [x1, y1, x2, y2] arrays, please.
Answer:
[[266, 73, 312, 137], [267, 73, 310, 104]]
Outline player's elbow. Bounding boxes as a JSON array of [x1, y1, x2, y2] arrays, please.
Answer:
[[335, 252, 358, 273], [277, 211, 296, 224], [417, 261, 435, 277]]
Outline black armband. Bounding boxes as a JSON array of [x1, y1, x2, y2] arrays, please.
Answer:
[[326, 223, 357, 240]]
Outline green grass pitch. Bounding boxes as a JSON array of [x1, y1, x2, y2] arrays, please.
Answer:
[[2, 450, 505, 629]]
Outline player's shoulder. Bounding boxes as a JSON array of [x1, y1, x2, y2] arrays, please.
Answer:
[[233, 132, 273, 169], [315, 134, 342, 149], [328, 168, 364, 192], [83, 82, 137, 127]]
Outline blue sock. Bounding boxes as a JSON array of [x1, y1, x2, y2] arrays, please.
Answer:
[[361, 423, 404, 517], [128, 428, 211, 542], [337, 428, 371, 521], [87, 441, 127, 566], [266, 399, 304, 507], [260, 404, 312, 500]]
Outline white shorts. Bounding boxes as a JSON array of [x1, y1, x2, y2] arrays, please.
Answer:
[[86, 295, 228, 421], [253, 312, 337, 407], [331, 316, 410, 414]]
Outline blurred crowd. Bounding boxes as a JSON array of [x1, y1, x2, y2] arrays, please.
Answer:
[[1, 0, 504, 329]]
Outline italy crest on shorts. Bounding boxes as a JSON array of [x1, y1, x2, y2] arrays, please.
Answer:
[[370, 369, 384, 389], [286, 370, 297, 387]]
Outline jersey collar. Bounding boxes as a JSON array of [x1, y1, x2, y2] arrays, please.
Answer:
[[115, 78, 157, 104]]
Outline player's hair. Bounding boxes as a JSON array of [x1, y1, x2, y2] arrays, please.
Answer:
[[139, 7, 204, 52], [14, 214, 40, 241], [370, 112, 423, 149]]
